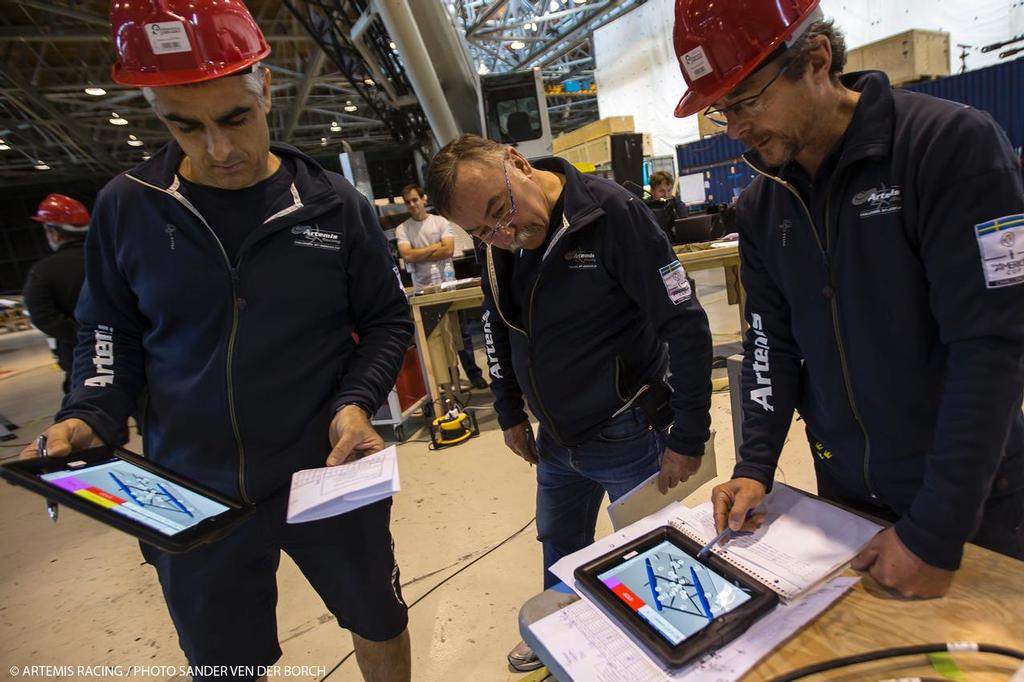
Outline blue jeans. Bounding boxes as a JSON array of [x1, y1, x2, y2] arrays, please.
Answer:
[[536, 408, 665, 588]]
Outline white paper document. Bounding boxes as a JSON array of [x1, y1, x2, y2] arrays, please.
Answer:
[[528, 577, 857, 681], [671, 484, 882, 599], [286, 446, 400, 523]]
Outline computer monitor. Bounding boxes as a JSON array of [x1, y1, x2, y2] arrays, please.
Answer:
[[670, 213, 725, 245]]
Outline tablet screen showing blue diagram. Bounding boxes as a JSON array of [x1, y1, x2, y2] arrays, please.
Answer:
[[597, 540, 753, 645], [41, 459, 230, 536]]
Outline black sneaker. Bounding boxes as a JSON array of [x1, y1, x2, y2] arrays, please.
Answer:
[[507, 640, 543, 672]]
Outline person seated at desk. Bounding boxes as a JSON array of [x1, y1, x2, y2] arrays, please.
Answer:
[[396, 184, 488, 390], [649, 170, 688, 221]]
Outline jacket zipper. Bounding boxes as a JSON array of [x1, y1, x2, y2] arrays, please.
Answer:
[[485, 245, 565, 443], [747, 162, 878, 501], [126, 174, 251, 503]]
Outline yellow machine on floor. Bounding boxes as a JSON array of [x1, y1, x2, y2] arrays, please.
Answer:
[[429, 403, 480, 450]]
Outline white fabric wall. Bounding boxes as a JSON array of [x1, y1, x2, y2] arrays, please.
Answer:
[[594, 0, 1024, 157]]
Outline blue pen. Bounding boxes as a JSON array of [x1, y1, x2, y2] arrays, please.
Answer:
[[689, 566, 713, 621], [644, 557, 662, 611], [37, 435, 58, 523]]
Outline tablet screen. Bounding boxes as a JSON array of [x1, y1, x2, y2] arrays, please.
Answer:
[[597, 539, 753, 646], [41, 458, 230, 536]]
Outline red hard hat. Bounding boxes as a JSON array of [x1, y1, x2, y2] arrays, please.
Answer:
[[110, 0, 271, 87], [31, 194, 90, 227], [673, 0, 822, 118]]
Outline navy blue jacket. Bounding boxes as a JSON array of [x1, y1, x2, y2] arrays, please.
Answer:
[[57, 142, 413, 503], [734, 71, 1024, 570], [483, 157, 712, 455]]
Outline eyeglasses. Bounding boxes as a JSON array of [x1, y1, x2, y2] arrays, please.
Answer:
[[704, 58, 793, 127], [470, 161, 517, 242]]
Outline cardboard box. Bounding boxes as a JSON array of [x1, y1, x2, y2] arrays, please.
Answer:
[[847, 29, 949, 86], [555, 132, 653, 168], [552, 116, 635, 153]]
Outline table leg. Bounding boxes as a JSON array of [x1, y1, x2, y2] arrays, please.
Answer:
[[412, 304, 441, 415]]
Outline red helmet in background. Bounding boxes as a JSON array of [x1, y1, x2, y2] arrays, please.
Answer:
[[110, 0, 271, 87], [673, 0, 823, 118], [31, 194, 90, 230]]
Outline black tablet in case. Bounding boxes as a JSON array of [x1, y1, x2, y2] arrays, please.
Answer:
[[1, 446, 254, 553], [574, 524, 779, 669]]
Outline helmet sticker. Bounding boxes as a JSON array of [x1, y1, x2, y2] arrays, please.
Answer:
[[145, 21, 193, 56], [680, 45, 713, 81]]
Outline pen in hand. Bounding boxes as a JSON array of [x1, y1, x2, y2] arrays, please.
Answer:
[[697, 508, 756, 559], [37, 435, 59, 523]]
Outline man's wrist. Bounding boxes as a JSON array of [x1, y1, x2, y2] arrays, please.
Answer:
[[338, 402, 373, 419]]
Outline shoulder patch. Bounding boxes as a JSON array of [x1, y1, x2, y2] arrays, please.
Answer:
[[975, 214, 1024, 289]]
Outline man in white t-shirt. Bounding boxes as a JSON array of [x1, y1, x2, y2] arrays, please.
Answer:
[[396, 184, 488, 391]]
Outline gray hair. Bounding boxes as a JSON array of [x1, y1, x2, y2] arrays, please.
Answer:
[[784, 21, 847, 82], [141, 63, 266, 108], [426, 134, 506, 216]]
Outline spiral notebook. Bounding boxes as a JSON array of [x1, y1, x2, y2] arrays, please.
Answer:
[[669, 484, 882, 600]]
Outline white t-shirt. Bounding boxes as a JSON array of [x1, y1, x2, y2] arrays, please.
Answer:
[[396, 214, 456, 289]]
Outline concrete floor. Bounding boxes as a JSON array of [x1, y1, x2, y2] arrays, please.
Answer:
[[0, 268, 816, 682]]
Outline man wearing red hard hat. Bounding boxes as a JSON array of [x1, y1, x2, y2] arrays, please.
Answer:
[[673, 0, 1024, 598], [23, 194, 89, 394], [21, 1, 413, 678]]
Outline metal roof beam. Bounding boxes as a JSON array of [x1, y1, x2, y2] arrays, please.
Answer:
[[281, 48, 326, 142]]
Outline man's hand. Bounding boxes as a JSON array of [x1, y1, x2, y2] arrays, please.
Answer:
[[658, 448, 702, 494], [327, 405, 384, 466], [19, 418, 103, 459], [851, 527, 955, 598], [503, 420, 538, 465], [711, 477, 767, 533]]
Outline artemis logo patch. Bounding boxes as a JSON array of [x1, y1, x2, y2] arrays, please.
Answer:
[[563, 249, 597, 270], [748, 313, 773, 412], [778, 219, 792, 247], [481, 309, 503, 379], [164, 224, 176, 251], [852, 184, 902, 218], [291, 224, 341, 251]]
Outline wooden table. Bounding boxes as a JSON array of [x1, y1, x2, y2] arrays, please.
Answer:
[[408, 284, 485, 415], [521, 542, 1024, 681], [675, 242, 744, 333], [742, 543, 1024, 680]]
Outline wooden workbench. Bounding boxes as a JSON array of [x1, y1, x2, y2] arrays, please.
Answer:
[[520, 543, 1023, 681], [675, 242, 744, 332]]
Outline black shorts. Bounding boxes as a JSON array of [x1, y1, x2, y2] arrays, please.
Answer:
[[140, 493, 407, 678]]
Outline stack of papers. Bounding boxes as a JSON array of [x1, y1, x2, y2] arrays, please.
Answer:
[[286, 445, 400, 523]]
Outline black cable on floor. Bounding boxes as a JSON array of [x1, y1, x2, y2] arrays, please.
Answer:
[[319, 516, 537, 681], [768, 643, 1024, 682]]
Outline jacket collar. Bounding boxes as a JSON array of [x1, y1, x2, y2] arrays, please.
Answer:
[[743, 70, 895, 178], [529, 156, 607, 233], [125, 140, 339, 213]]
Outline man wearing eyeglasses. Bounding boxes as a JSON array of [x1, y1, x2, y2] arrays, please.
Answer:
[[427, 134, 713, 671], [673, 0, 1024, 599]]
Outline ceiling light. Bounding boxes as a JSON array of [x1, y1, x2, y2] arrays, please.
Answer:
[[343, 101, 358, 112], [109, 113, 128, 125], [477, 62, 490, 75], [34, 161, 51, 171], [389, 41, 396, 49], [142, 152, 151, 160], [84, 86, 107, 96], [127, 138, 144, 147], [574, 0, 587, 4], [330, 123, 342, 132], [550, 0, 559, 10], [509, 40, 526, 50], [320, 137, 328, 146], [0, 139, 9, 151], [364, 77, 375, 86]]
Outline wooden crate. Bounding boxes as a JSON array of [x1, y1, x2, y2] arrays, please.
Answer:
[[847, 29, 949, 86], [555, 132, 653, 167], [697, 110, 725, 138], [552, 116, 635, 153]]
